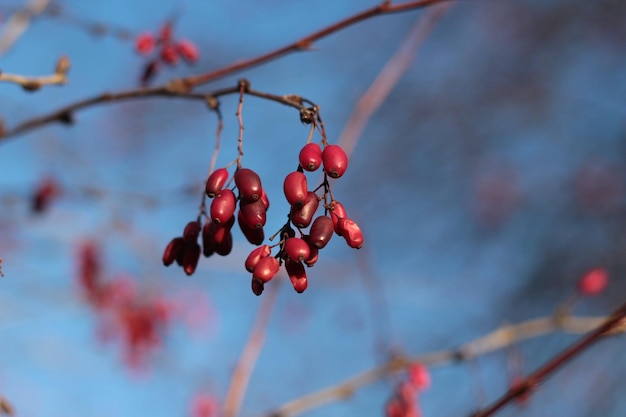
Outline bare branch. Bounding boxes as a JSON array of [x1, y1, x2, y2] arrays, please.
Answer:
[[0, 56, 70, 92]]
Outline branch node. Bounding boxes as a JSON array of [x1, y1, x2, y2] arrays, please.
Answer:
[[55, 55, 71, 76], [299, 107, 317, 125], [238, 78, 251, 92], [165, 78, 192, 94], [58, 112, 74, 125]]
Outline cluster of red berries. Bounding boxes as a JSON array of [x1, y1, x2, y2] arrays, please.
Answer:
[[77, 242, 173, 367], [162, 139, 364, 296], [134, 22, 199, 85], [385, 363, 431, 417]]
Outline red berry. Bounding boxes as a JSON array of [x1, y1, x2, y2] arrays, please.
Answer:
[[234, 168, 262, 202], [284, 171, 308, 207], [299, 143, 323, 172], [160, 44, 179, 65], [238, 211, 265, 245], [578, 267, 608, 296], [291, 191, 319, 228], [245, 245, 272, 273], [140, 60, 160, 86], [407, 362, 431, 391], [285, 259, 308, 293], [284, 237, 310, 262], [251, 278, 264, 296], [183, 221, 201, 242], [252, 256, 280, 283], [177, 40, 199, 62], [135, 32, 155, 55], [239, 199, 267, 230], [329, 201, 348, 234], [260, 189, 270, 210], [183, 242, 201, 275], [201, 223, 215, 258], [205, 168, 229, 197], [213, 231, 233, 256], [322, 145, 348, 178], [210, 189, 236, 223], [206, 216, 235, 247], [309, 216, 334, 249], [302, 235, 319, 267], [337, 218, 363, 249], [163, 237, 185, 266]]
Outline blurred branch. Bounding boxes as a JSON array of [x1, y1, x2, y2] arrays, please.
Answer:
[[0, 80, 316, 141], [222, 280, 281, 417], [0, 0, 50, 56], [0, 258, 4, 277], [337, 2, 453, 156], [0, 56, 70, 92], [0, 393, 14, 416], [259, 308, 626, 417]]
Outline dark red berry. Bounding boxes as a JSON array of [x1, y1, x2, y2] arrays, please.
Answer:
[[177, 40, 199, 62], [210, 189, 236, 223], [260, 189, 270, 210], [337, 218, 363, 249], [205, 168, 229, 197], [322, 145, 348, 178], [213, 231, 233, 256], [234, 168, 262, 202], [329, 200, 348, 234], [284, 171, 308, 207], [285, 259, 308, 293], [201, 223, 215, 258], [238, 211, 265, 245], [299, 143, 323, 172], [302, 235, 319, 267], [290, 191, 319, 228], [251, 278, 264, 296], [252, 256, 280, 283], [183, 242, 201, 275], [239, 199, 267, 230], [284, 237, 310, 262], [163, 237, 185, 266], [160, 44, 179, 65], [309, 216, 334, 249], [206, 216, 235, 247], [245, 245, 271, 273], [183, 221, 201, 242]]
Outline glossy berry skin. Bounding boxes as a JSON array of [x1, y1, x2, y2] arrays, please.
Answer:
[[322, 145, 349, 178], [309, 216, 334, 249], [329, 201, 348, 234], [177, 40, 199, 62], [298, 143, 323, 172], [206, 216, 235, 247], [285, 259, 308, 293], [213, 232, 233, 256], [238, 211, 265, 245], [245, 245, 271, 273], [283, 171, 308, 207], [290, 192, 319, 228], [205, 168, 229, 197], [252, 256, 280, 283], [251, 278, 264, 296], [135, 33, 155, 55], [235, 168, 262, 202], [183, 242, 201, 275], [201, 223, 215, 258], [284, 237, 310, 262], [260, 189, 270, 210], [239, 199, 267, 230], [302, 235, 319, 267], [337, 218, 364, 249], [183, 221, 201, 242], [163, 237, 185, 266], [210, 189, 236, 223]]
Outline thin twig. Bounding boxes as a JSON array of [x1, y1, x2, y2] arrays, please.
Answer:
[[258, 311, 626, 417], [222, 280, 281, 417], [0, 56, 70, 91], [0, 393, 14, 416]]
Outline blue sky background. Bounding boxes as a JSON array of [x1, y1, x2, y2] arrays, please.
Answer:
[[1, 1, 625, 417]]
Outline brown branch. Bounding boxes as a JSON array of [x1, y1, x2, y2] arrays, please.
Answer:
[[222, 280, 281, 417], [182, 0, 453, 89], [0, 56, 70, 92], [0, 80, 314, 142], [0, 258, 4, 277], [258, 310, 626, 417], [0, 393, 14, 416]]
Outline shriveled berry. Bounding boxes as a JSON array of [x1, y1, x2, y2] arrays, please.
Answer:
[[210, 189, 236, 223], [239, 199, 267, 230], [183, 221, 201, 242], [285, 259, 308, 293], [234, 168, 262, 202], [238, 211, 265, 245], [251, 278, 264, 296], [252, 256, 280, 283], [329, 200, 348, 234], [284, 237, 310, 262], [160, 44, 179, 65], [135, 33, 155, 55], [290, 191, 319, 228], [283, 171, 308, 207], [205, 168, 229, 197], [163, 237, 185, 266], [322, 145, 349, 178], [245, 245, 272, 273], [299, 143, 323, 172], [337, 218, 363, 249], [309, 216, 334, 249], [176, 40, 199, 62], [183, 242, 201, 275], [201, 223, 215, 258]]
